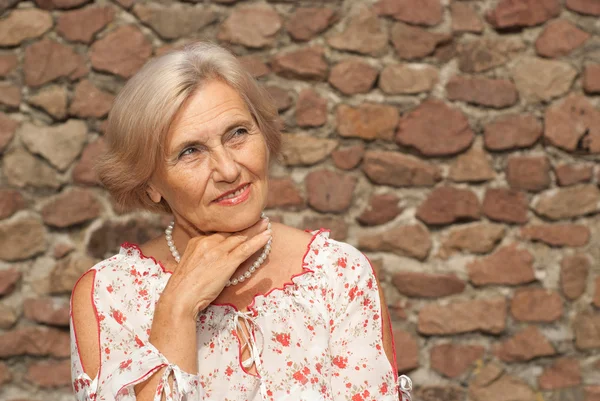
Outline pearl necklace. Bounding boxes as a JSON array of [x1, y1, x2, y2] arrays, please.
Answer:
[[165, 212, 273, 287]]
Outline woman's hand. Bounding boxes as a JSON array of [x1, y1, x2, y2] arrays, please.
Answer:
[[157, 216, 272, 321]]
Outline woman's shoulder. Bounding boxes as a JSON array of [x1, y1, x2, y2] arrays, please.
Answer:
[[76, 242, 170, 292]]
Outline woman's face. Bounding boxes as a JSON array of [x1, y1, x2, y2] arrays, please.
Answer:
[[147, 79, 270, 234]]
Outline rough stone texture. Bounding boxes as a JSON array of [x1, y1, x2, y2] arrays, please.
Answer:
[[23, 298, 70, 326], [391, 22, 450, 60], [331, 144, 364, 170], [566, 0, 600, 16], [327, 5, 388, 56], [430, 343, 485, 378], [72, 138, 106, 185], [295, 89, 327, 127], [448, 143, 495, 182], [286, 7, 337, 42], [34, 0, 89, 10], [0, 82, 21, 108], [544, 94, 600, 154], [0, 327, 69, 358], [469, 363, 537, 401], [0, 189, 25, 220], [494, 326, 556, 362], [0, 54, 18, 77], [573, 312, 600, 350], [337, 103, 398, 141], [50, 252, 98, 294], [0, 216, 47, 262], [90, 25, 152, 78], [0, 268, 20, 296], [265, 86, 291, 111], [24, 39, 87, 87], [41, 188, 102, 228], [362, 150, 442, 187], [510, 288, 563, 322], [539, 358, 581, 390], [467, 244, 536, 286], [583, 64, 600, 94], [0, 9, 52, 46], [26, 359, 71, 388], [458, 37, 526, 73], [594, 278, 600, 308], [19, 120, 87, 171], [280, 134, 337, 166], [392, 271, 465, 298], [356, 193, 402, 226], [506, 156, 551, 192], [303, 216, 347, 240], [218, 5, 280, 48], [359, 224, 431, 261], [555, 164, 594, 186], [439, 223, 505, 258], [271, 47, 328, 81], [486, 0, 560, 29], [3, 148, 61, 189], [484, 114, 542, 151], [329, 59, 378, 95], [396, 99, 474, 156], [416, 186, 480, 225], [267, 178, 304, 208], [374, 0, 443, 26], [520, 224, 590, 247], [451, 3, 484, 33], [512, 57, 578, 104], [69, 80, 115, 118], [533, 185, 600, 220], [418, 297, 507, 335], [482, 188, 529, 224], [379, 64, 438, 95], [135, 3, 216, 41], [305, 170, 357, 213], [535, 20, 590, 58], [560, 254, 590, 301], [28, 85, 68, 119], [393, 329, 419, 373], [57, 6, 114, 43], [0, 112, 18, 152], [446, 76, 518, 109], [2, 1, 600, 397]]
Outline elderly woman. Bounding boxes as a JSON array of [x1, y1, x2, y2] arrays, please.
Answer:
[[70, 43, 412, 401]]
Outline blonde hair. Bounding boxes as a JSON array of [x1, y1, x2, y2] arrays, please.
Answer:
[[96, 42, 281, 214]]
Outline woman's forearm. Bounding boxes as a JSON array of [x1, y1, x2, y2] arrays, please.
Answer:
[[134, 296, 199, 400]]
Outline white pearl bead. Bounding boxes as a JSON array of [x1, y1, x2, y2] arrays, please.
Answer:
[[244, 271, 251, 278], [249, 266, 256, 272], [238, 276, 245, 282], [231, 278, 238, 285], [167, 240, 173, 247]]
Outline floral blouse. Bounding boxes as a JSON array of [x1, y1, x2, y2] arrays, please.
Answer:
[[70, 229, 412, 401]]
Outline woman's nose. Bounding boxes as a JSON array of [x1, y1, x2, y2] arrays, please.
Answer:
[[211, 146, 241, 183]]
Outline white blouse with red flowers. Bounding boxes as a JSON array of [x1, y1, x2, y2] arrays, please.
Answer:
[[70, 229, 412, 401]]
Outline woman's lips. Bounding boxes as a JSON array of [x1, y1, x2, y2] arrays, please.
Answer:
[[213, 183, 251, 206]]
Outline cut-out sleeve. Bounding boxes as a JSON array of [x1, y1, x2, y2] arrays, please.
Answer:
[[70, 257, 204, 401], [324, 242, 412, 401]]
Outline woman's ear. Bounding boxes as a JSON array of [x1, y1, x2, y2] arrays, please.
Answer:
[[146, 184, 162, 204]]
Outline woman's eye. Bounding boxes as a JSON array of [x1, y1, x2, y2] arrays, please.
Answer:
[[233, 127, 248, 137], [179, 148, 197, 158]]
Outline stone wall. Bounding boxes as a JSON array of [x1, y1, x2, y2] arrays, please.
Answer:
[[0, 0, 599, 400]]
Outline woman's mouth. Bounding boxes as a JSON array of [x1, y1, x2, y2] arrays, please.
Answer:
[[213, 183, 251, 205]]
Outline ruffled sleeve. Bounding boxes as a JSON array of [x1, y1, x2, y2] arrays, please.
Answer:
[[322, 239, 412, 401], [70, 255, 205, 401]]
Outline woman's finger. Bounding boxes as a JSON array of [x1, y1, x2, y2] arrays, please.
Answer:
[[228, 228, 272, 264]]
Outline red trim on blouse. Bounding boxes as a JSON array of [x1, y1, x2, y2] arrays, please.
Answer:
[[362, 253, 400, 384], [70, 269, 103, 384]]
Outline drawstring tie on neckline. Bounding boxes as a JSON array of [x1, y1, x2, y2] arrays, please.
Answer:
[[232, 310, 264, 371]]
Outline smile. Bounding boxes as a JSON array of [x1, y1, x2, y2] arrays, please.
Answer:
[[213, 183, 251, 205]]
